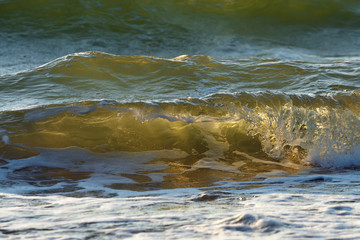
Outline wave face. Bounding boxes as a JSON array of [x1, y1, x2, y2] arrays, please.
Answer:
[[1, 91, 360, 191], [1, 91, 359, 165]]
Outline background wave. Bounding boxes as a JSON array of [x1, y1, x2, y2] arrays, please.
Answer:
[[2, 0, 360, 74], [1, 52, 360, 110]]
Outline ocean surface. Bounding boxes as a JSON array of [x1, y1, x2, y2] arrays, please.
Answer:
[[1, 0, 360, 239]]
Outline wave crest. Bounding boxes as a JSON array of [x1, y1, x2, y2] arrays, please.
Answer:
[[1, 92, 359, 169]]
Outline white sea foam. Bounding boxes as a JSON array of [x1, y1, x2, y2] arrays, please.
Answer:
[[1, 170, 360, 239], [308, 145, 360, 169]]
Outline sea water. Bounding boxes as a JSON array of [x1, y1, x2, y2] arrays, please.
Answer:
[[1, 0, 360, 239]]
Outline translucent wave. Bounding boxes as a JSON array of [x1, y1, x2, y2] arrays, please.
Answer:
[[1, 91, 359, 169]]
